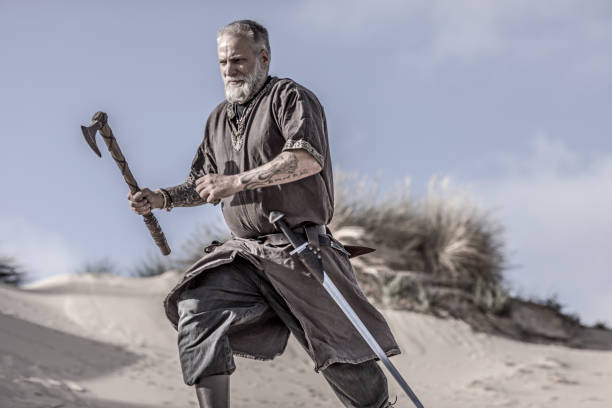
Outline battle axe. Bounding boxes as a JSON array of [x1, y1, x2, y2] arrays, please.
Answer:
[[81, 111, 171, 255]]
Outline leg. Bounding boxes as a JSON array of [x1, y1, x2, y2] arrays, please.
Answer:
[[176, 259, 268, 407], [195, 374, 229, 408], [251, 267, 391, 407], [322, 360, 391, 408]]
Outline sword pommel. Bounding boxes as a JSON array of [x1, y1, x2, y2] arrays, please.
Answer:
[[268, 211, 285, 224]]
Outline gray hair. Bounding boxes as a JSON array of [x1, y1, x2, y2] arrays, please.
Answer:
[[217, 20, 271, 56]]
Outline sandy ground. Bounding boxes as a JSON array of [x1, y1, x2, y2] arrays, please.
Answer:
[[1, 272, 611, 408]]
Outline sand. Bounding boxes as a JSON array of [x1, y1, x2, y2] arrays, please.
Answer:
[[1, 272, 611, 407]]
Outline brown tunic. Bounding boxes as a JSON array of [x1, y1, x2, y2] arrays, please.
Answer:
[[164, 76, 333, 237], [162, 77, 400, 371]]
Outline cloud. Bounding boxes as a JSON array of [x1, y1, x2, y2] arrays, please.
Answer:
[[292, 0, 611, 325], [0, 217, 83, 283], [293, 0, 611, 79], [464, 133, 612, 325]]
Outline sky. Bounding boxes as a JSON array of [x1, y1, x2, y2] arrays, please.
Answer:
[[1, 0, 610, 325]]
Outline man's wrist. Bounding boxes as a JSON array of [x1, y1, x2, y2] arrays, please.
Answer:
[[154, 188, 173, 211], [233, 174, 246, 193]]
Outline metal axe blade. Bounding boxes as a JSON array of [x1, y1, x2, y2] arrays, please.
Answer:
[[81, 123, 102, 157], [81, 111, 109, 158]]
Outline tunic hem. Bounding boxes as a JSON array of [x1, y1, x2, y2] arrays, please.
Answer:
[[315, 347, 402, 373], [232, 350, 278, 361], [163, 235, 402, 376]]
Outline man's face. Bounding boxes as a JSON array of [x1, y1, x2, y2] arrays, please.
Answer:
[[217, 33, 269, 104]]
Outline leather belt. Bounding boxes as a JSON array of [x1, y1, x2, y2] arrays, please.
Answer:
[[258, 224, 326, 246], [205, 224, 368, 258], [296, 224, 326, 236], [257, 224, 353, 257], [204, 223, 372, 258]]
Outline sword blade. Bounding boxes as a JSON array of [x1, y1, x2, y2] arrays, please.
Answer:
[[322, 271, 425, 408]]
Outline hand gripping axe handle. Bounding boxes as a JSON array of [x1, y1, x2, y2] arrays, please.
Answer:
[[268, 211, 425, 408], [81, 111, 171, 256]]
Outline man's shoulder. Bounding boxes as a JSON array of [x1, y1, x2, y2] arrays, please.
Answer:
[[270, 77, 323, 108], [210, 99, 229, 118], [203, 100, 229, 129], [272, 77, 317, 96]]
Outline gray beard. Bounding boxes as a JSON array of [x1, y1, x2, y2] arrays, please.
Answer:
[[224, 58, 268, 104]]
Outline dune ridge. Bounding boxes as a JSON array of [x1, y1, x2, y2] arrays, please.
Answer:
[[1, 271, 611, 407]]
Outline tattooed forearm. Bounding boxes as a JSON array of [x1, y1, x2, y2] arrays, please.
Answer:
[[239, 150, 321, 191], [163, 174, 206, 207]]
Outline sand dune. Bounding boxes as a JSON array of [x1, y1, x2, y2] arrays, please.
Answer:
[[1, 273, 611, 407]]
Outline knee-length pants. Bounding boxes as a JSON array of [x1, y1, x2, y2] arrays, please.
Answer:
[[176, 256, 390, 408]]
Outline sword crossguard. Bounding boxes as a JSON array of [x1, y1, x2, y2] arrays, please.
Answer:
[[289, 242, 309, 256]]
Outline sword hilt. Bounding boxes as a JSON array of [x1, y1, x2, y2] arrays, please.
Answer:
[[268, 211, 324, 283], [269, 211, 303, 248]]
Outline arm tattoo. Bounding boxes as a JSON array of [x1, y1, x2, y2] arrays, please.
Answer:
[[239, 151, 317, 190], [163, 173, 206, 207]]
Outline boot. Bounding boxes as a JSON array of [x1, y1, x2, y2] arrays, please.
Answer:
[[195, 374, 230, 408]]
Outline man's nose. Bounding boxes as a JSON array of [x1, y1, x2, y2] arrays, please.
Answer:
[[224, 62, 237, 78]]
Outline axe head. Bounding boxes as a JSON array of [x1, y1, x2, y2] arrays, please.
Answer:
[[81, 111, 108, 158]]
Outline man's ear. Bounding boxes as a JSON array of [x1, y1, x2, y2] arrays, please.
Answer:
[[260, 49, 270, 67]]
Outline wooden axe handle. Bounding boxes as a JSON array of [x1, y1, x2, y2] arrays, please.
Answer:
[[99, 122, 171, 256]]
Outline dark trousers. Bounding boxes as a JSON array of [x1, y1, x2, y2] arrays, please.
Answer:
[[176, 257, 390, 408]]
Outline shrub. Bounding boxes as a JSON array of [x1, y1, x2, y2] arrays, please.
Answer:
[[473, 278, 510, 314], [131, 252, 175, 277], [332, 172, 506, 286], [0, 256, 27, 286], [529, 293, 564, 314], [76, 258, 118, 275], [130, 221, 231, 278], [177, 223, 231, 269]]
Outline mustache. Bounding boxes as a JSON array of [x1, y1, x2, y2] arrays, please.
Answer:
[[224, 76, 247, 84]]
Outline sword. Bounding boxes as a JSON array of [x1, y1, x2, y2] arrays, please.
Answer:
[[268, 211, 425, 408]]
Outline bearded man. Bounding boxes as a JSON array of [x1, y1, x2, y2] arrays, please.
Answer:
[[128, 20, 400, 408]]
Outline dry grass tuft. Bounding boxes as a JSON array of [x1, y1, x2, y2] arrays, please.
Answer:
[[331, 172, 505, 287], [331, 172, 591, 343], [130, 222, 231, 278], [76, 258, 118, 276], [177, 223, 232, 269], [131, 253, 175, 277]]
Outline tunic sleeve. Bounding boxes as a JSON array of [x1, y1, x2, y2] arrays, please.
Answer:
[[276, 83, 328, 168], [161, 127, 217, 208]]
